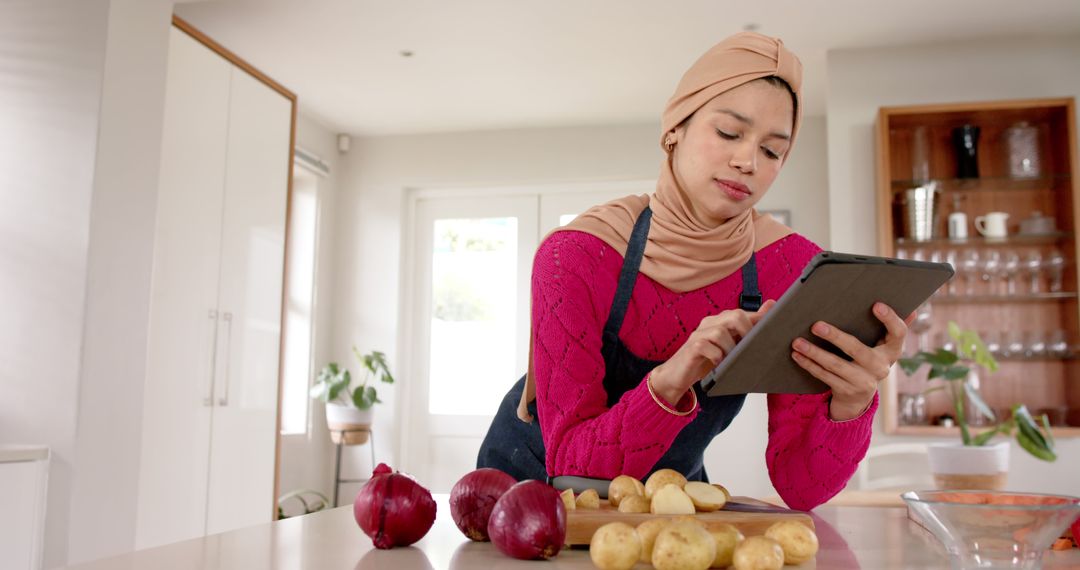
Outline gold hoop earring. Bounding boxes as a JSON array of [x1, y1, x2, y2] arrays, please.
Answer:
[[665, 140, 675, 152]]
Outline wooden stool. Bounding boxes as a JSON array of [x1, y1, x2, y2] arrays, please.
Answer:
[[331, 428, 375, 507]]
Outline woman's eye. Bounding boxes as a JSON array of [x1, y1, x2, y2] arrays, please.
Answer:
[[762, 147, 781, 160], [716, 129, 737, 140]]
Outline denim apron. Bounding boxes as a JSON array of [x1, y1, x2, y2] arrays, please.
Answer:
[[476, 206, 759, 483]]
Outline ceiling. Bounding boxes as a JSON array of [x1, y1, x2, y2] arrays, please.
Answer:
[[174, 0, 1080, 136]]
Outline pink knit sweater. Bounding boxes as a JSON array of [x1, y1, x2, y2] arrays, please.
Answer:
[[531, 230, 878, 511]]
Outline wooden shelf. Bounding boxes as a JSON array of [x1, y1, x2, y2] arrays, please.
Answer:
[[890, 173, 1071, 193], [896, 232, 1072, 247], [877, 97, 1080, 438], [893, 425, 1080, 437]]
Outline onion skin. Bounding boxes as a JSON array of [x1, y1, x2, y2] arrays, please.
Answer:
[[487, 480, 567, 560], [353, 463, 437, 549], [449, 468, 517, 541]]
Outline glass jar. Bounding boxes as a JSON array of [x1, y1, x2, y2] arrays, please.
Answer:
[[1004, 121, 1041, 179]]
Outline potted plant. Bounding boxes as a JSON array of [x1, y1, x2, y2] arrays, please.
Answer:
[[899, 322, 1057, 490], [310, 347, 394, 445]]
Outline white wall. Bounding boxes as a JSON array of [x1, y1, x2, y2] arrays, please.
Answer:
[[0, 1, 173, 566], [277, 113, 340, 507], [0, 2, 109, 567], [67, 0, 172, 564], [336, 118, 829, 493], [827, 35, 1080, 495]]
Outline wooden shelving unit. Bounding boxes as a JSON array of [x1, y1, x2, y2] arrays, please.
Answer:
[[875, 97, 1080, 435]]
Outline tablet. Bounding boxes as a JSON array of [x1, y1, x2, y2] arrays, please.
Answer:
[[698, 251, 954, 396]]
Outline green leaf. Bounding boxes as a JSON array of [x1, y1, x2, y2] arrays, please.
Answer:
[[351, 386, 381, 410], [972, 425, 1003, 446], [1017, 429, 1057, 462], [962, 382, 996, 423], [943, 366, 970, 381], [327, 369, 351, 402], [926, 349, 959, 367], [1041, 414, 1055, 448], [947, 321, 961, 341], [1013, 405, 1050, 451], [898, 357, 923, 375]]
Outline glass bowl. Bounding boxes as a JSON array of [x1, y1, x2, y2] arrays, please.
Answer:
[[902, 490, 1080, 569]]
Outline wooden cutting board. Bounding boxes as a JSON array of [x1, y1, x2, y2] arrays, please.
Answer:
[[565, 496, 813, 545]]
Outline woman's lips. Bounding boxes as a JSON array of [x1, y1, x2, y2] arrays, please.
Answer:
[[716, 179, 751, 201]]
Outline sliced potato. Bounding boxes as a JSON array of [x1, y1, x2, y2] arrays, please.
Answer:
[[732, 536, 784, 570], [652, 520, 717, 570], [685, 481, 728, 512], [589, 521, 642, 570], [764, 520, 819, 565], [709, 523, 745, 568], [635, 518, 670, 565], [617, 494, 650, 513], [650, 483, 695, 515], [576, 488, 600, 509], [608, 475, 646, 507], [560, 488, 576, 511], [645, 469, 688, 499], [712, 483, 732, 503]]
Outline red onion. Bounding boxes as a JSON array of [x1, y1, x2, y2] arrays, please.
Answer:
[[353, 463, 436, 549], [449, 468, 517, 541], [1071, 516, 1079, 545], [487, 480, 567, 560]]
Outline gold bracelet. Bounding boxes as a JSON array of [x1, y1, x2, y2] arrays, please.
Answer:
[[646, 373, 697, 417]]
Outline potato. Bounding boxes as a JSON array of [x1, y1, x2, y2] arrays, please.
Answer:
[[560, 488, 576, 511], [617, 494, 650, 513], [589, 521, 642, 570], [576, 488, 600, 509], [732, 536, 784, 570], [685, 481, 727, 512], [608, 475, 646, 507], [636, 518, 670, 565], [652, 520, 717, 570], [712, 483, 731, 502], [764, 520, 819, 565], [645, 468, 688, 499], [650, 483, 696, 515], [709, 523, 744, 568]]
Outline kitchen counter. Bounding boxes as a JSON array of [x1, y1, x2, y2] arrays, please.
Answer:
[[65, 494, 1080, 569]]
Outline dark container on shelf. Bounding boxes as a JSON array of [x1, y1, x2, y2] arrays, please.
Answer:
[[952, 124, 981, 179]]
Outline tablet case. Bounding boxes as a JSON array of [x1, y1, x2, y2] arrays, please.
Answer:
[[699, 251, 954, 396]]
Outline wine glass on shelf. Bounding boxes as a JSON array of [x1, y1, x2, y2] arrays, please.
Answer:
[[980, 249, 1002, 296], [944, 249, 959, 296], [1025, 251, 1044, 294], [910, 301, 933, 352], [1046, 249, 1066, 293], [1003, 251, 1021, 295], [1048, 329, 1070, 359], [959, 249, 981, 296]]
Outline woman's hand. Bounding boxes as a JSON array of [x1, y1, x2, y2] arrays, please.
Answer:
[[649, 300, 777, 406], [790, 302, 911, 421]]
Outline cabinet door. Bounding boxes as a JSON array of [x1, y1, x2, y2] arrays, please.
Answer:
[[136, 28, 231, 549], [204, 65, 291, 534]]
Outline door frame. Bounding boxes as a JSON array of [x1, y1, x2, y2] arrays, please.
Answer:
[[396, 179, 654, 478]]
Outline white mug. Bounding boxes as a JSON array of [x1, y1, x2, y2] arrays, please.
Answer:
[[948, 212, 969, 240], [975, 212, 1010, 238]]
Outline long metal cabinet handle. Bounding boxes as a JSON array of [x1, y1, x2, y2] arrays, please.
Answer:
[[218, 311, 233, 406], [205, 309, 219, 406]]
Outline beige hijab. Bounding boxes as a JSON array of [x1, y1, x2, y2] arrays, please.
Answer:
[[517, 32, 804, 421]]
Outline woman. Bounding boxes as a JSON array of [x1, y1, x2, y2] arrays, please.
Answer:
[[477, 32, 907, 511]]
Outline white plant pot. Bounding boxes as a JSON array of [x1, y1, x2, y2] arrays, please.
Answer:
[[927, 441, 1009, 490], [325, 403, 373, 445]]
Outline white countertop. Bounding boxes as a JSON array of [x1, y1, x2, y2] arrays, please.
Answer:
[[62, 493, 1080, 569], [0, 445, 49, 463]]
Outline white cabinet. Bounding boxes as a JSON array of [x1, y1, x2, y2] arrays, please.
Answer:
[[0, 447, 49, 570], [135, 26, 292, 549]]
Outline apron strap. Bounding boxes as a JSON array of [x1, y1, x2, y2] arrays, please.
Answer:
[[602, 206, 653, 342], [739, 252, 762, 311]]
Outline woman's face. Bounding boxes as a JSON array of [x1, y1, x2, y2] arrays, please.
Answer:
[[668, 79, 794, 227]]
